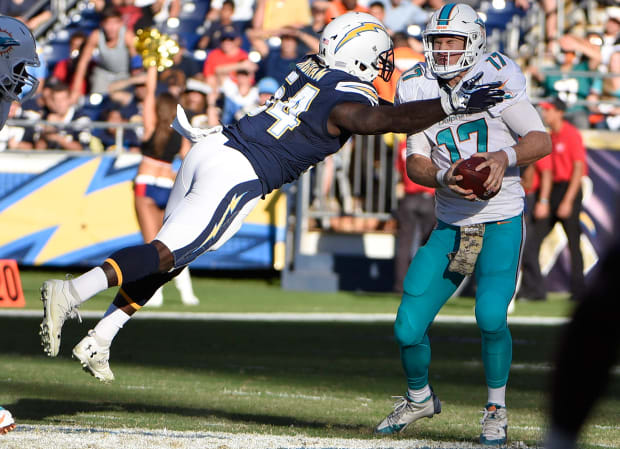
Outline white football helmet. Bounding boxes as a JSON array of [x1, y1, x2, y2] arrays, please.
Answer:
[[317, 12, 394, 83], [0, 16, 40, 103], [422, 3, 486, 79]]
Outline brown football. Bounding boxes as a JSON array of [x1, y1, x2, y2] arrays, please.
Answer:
[[454, 156, 499, 200]]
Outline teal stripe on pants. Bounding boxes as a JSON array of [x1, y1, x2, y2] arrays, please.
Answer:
[[396, 215, 523, 390]]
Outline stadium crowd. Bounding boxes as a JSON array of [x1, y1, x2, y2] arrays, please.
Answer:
[[0, 0, 618, 152]]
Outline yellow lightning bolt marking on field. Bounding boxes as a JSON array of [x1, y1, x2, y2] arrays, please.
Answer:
[[201, 192, 246, 247], [0, 158, 139, 265], [335, 22, 386, 53]]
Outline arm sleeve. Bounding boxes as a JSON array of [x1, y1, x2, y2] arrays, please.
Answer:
[[335, 81, 379, 106], [406, 131, 432, 158], [501, 100, 547, 136]]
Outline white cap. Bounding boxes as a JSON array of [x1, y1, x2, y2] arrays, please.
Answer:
[[607, 6, 620, 22]]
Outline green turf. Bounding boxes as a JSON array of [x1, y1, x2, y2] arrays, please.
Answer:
[[0, 270, 616, 448], [18, 268, 575, 317]]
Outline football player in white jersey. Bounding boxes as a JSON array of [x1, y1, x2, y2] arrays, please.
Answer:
[[374, 3, 551, 445], [0, 15, 40, 435]]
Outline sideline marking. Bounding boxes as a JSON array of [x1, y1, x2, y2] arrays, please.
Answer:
[[8, 424, 536, 449], [0, 309, 570, 325]]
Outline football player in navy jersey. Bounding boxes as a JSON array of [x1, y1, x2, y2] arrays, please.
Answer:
[[39, 12, 505, 383]]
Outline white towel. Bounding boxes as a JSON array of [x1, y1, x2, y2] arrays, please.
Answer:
[[171, 104, 222, 143]]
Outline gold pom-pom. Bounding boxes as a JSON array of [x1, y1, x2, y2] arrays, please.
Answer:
[[134, 28, 179, 72]]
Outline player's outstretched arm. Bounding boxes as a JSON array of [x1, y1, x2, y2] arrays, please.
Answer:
[[329, 99, 447, 136], [329, 77, 505, 136]]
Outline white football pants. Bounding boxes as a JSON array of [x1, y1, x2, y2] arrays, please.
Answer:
[[155, 131, 262, 268]]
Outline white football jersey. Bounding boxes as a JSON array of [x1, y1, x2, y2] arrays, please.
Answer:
[[396, 52, 528, 226]]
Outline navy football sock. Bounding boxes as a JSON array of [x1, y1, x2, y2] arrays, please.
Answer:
[[105, 244, 160, 286], [113, 268, 184, 310]]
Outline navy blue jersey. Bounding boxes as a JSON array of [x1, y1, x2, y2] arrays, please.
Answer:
[[223, 56, 380, 195]]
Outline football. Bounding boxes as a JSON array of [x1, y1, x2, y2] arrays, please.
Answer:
[[454, 156, 499, 200]]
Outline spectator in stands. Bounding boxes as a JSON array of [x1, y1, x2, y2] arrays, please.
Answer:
[[70, 7, 137, 102], [91, 105, 141, 153], [529, 39, 594, 129], [181, 77, 218, 128], [383, 0, 428, 34], [368, 2, 386, 28], [221, 69, 259, 124], [324, 0, 367, 23], [202, 25, 257, 107], [392, 139, 435, 294], [0, 0, 51, 31], [248, 28, 306, 83], [295, 3, 328, 54], [107, 58, 147, 120], [532, 98, 587, 300], [256, 76, 278, 105], [35, 80, 88, 151], [206, 0, 255, 31], [197, 0, 243, 51], [252, 0, 311, 31], [220, 75, 277, 125], [169, 35, 202, 78], [132, 65, 198, 306], [104, 0, 143, 31], [52, 32, 89, 96], [160, 68, 186, 98], [0, 103, 33, 151], [518, 154, 553, 301], [133, 0, 181, 30]]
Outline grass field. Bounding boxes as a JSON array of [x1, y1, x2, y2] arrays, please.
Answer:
[[0, 269, 618, 448]]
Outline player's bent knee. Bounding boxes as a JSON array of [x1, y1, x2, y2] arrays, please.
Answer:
[[394, 304, 427, 348], [475, 307, 508, 334], [105, 243, 161, 286]]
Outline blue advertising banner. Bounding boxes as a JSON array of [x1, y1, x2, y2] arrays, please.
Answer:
[[0, 152, 286, 270]]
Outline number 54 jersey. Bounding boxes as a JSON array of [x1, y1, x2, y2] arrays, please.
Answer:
[[223, 56, 380, 196], [396, 52, 528, 227]]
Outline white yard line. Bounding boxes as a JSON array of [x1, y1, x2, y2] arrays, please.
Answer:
[[0, 309, 569, 325], [1, 424, 538, 449]]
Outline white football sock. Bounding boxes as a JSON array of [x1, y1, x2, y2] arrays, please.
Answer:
[[174, 267, 199, 304], [487, 385, 506, 407], [93, 305, 131, 346], [408, 384, 431, 403], [71, 267, 108, 304]]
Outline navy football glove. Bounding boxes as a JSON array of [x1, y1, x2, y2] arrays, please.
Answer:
[[440, 72, 505, 115]]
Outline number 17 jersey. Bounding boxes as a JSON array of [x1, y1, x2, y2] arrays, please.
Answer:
[[223, 55, 380, 195], [396, 52, 529, 226]]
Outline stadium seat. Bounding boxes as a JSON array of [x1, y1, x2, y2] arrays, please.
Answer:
[[43, 42, 70, 67], [175, 18, 204, 50], [179, 0, 210, 20]]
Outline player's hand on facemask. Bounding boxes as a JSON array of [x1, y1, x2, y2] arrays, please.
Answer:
[[440, 72, 505, 115], [474, 151, 507, 194]]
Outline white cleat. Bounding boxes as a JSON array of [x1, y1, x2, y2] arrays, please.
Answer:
[[72, 330, 115, 383], [0, 407, 15, 434], [39, 279, 81, 357], [374, 391, 441, 435], [480, 403, 508, 446]]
